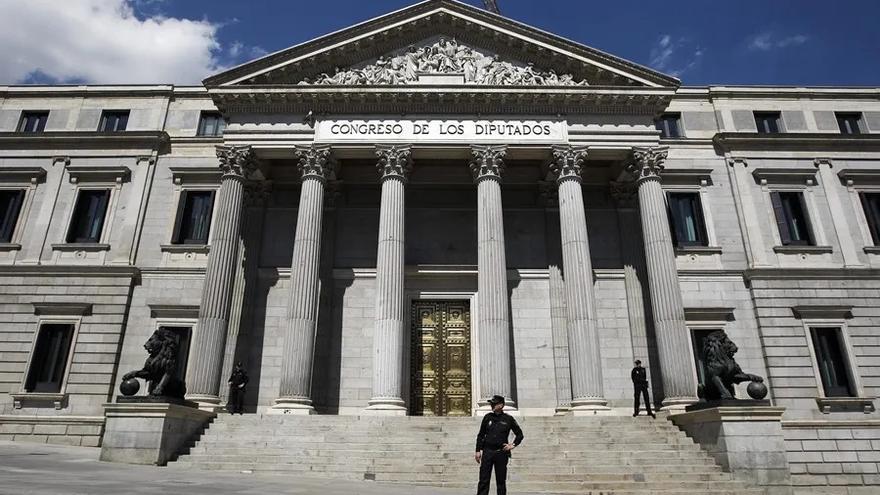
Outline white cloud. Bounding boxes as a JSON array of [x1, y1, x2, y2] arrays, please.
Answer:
[[0, 0, 259, 84], [748, 32, 809, 51], [649, 34, 704, 78]]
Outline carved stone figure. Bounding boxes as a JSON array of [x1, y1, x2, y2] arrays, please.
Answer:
[[698, 330, 764, 401], [304, 38, 589, 86], [121, 328, 187, 399]]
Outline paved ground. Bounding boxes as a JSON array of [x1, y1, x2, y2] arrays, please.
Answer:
[[0, 441, 472, 495]]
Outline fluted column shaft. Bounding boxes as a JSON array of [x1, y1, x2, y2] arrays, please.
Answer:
[[275, 145, 333, 413], [187, 146, 257, 407], [551, 146, 607, 411], [471, 145, 514, 408], [628, 147, 698, 408], [367, 146, 412, 414]]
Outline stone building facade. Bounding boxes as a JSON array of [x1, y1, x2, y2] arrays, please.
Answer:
[[0, 0, 878, 490]]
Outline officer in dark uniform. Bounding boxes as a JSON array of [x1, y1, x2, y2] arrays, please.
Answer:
[[474, 395, 523, 495], [227, 362, 248, 415], [631, 359, 655, 418]]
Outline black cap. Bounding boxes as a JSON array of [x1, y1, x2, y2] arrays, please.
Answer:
[[634, 360, 642, 365], [488, 395, 505, 406]]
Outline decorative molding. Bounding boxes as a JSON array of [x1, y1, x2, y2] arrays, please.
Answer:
[[375, 145, 413, 182], [838, 169, 880, 186], [216, 145, 259, 180], [51, 243, 111, 252], [626, 146, 668, 183], [294, 144, 335, 182], [815, 397, 876, 415], [772, 245, 832, 255], [782, 419, 880, 428], [303, 38, 591, 87], [66, 166, 130, 185], [675, 246, 723, 256], [10, 393, 67, 410], [159, 244, 210, 254], [0, 167, 46, 185], [751, 168, 817, 185], [661, 169, 714, 186], [169, 167, 222, 185], [148, 304, 201, 319], [0, 131, 170, 152], [469, 145, 506, 182], [549, 145, 588, 183], [31, 302, 93, 316], [791, 305, 854, 320], [714, 132, 880, 153], [684, 307, 736, 322]]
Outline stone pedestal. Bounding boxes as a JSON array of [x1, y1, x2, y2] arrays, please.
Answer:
[[100, 401, 215, 466], [671, 406, 792, 493]]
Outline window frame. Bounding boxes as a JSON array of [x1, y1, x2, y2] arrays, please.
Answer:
[[753, 111, 783, 134], [0, 188, 27, 244], [65, 188, 112, 244], [17, 111, 50, 133], [666, 191, 709, 247], [0, 167, 45, 253], [770, 190, 816, 247], [754, 170, 829, 252], [196, 111, 227, 137], [858, 192, 880, 246], [171, 189, 216, 245], [20, 318, 82, 397], [655, 113, 683, 139], [835, 112, 863, 135], [802, 319, 864, 400], [98, 110, 130, 133]]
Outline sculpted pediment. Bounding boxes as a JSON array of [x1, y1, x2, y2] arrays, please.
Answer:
[[205, 0, 678, 89]]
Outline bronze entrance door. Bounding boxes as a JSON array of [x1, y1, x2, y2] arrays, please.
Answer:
[[410, 301, 472, 416]]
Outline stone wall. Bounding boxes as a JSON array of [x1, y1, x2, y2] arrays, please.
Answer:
[[784, 422, 880, 493]]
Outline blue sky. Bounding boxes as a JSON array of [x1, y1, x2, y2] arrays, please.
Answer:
[[1, 0, 879, 86]]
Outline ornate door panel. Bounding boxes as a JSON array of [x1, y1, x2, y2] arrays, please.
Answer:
[[410, 301, 472, 416]]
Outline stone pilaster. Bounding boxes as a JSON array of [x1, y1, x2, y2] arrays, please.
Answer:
[[815, 158, 862, 267], [550, 145, 608, 414], [274, 144, 334, 414], [470, 145, 515, 409], [627, 147, 698, 410], [366, 145, 412, 415], [187, 145, 258, 409]]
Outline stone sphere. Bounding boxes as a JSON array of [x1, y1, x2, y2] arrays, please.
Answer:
[[120, 378, 140, 396], [747, 381, 768, 400]]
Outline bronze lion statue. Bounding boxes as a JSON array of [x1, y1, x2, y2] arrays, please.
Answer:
[[698, 330, 763, 401], [122, 328, 187, 399]]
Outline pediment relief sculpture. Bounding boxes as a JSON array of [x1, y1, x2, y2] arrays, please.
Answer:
[[299, 37, 589, 87]]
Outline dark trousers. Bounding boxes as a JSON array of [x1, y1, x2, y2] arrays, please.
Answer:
[[634, 385, 653, 415], [229, 387, 245, 414], [477, 448, 509, 495]]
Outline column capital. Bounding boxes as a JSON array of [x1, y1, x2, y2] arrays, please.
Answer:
[[216, 145, 259, 180], [609, 180, 638, 207], [244, 180, 272, 208], [470, 145, 507, 183], [294, 144, 335, 183], [375, 145, 413, 182], [627, 146, 668, 183], [550, 145, 589, 184]]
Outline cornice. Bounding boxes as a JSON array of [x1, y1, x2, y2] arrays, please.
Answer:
[[706, 86, 880, 100], [714, 132, 880, 153], [0, 265, 139, 277], [0, 131, 170, 153], [209, 86, 674, 116]]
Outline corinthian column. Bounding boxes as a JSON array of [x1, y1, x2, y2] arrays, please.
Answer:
[[366, 145, 412, 415], [627, 147, 697, 410], [187, 145, 258, 410], [550, 145, 608, 414], [471, 145, 515, 410], [273, 145, 333, 414]]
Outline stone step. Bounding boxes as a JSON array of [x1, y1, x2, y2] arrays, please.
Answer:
[[195, 435, 692, 445], [185, 443, 702, 454]]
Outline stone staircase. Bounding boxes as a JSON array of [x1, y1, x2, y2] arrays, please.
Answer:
[[171, 415, 763, 494]]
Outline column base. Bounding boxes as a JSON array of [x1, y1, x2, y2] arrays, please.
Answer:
[[570, 398, 612, 416], [554, 405, 572, 416], [661, 397, 699, 415], [363, 398, 407, 416], [269, 397, 316, 415], [184, 394, 226, 413]]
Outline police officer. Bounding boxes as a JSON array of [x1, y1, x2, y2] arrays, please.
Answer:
[[631, 359, 655, 418], [475, 395, 523, 495], [227, 362, 248, 415]]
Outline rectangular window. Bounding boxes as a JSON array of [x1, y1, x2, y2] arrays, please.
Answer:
[[836, 113, 863, 135], [691, 329, 720, 387], [17, 111, 49, 133], [860, 192, 880, 245], [754, 112, 781, 134], [66, 189, 110, 243], [667, 192, 708, 247], [770, 191, 814, 246], [0, 189, 25, 243], [810, 327, 856, 397], [655, 114, 682, 139], [159, 326, 191, 382], [197, 112, 226, 137], [172, 190, 215, 244], [24, 324, 75, 393], [98, 110, 129, 132]]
